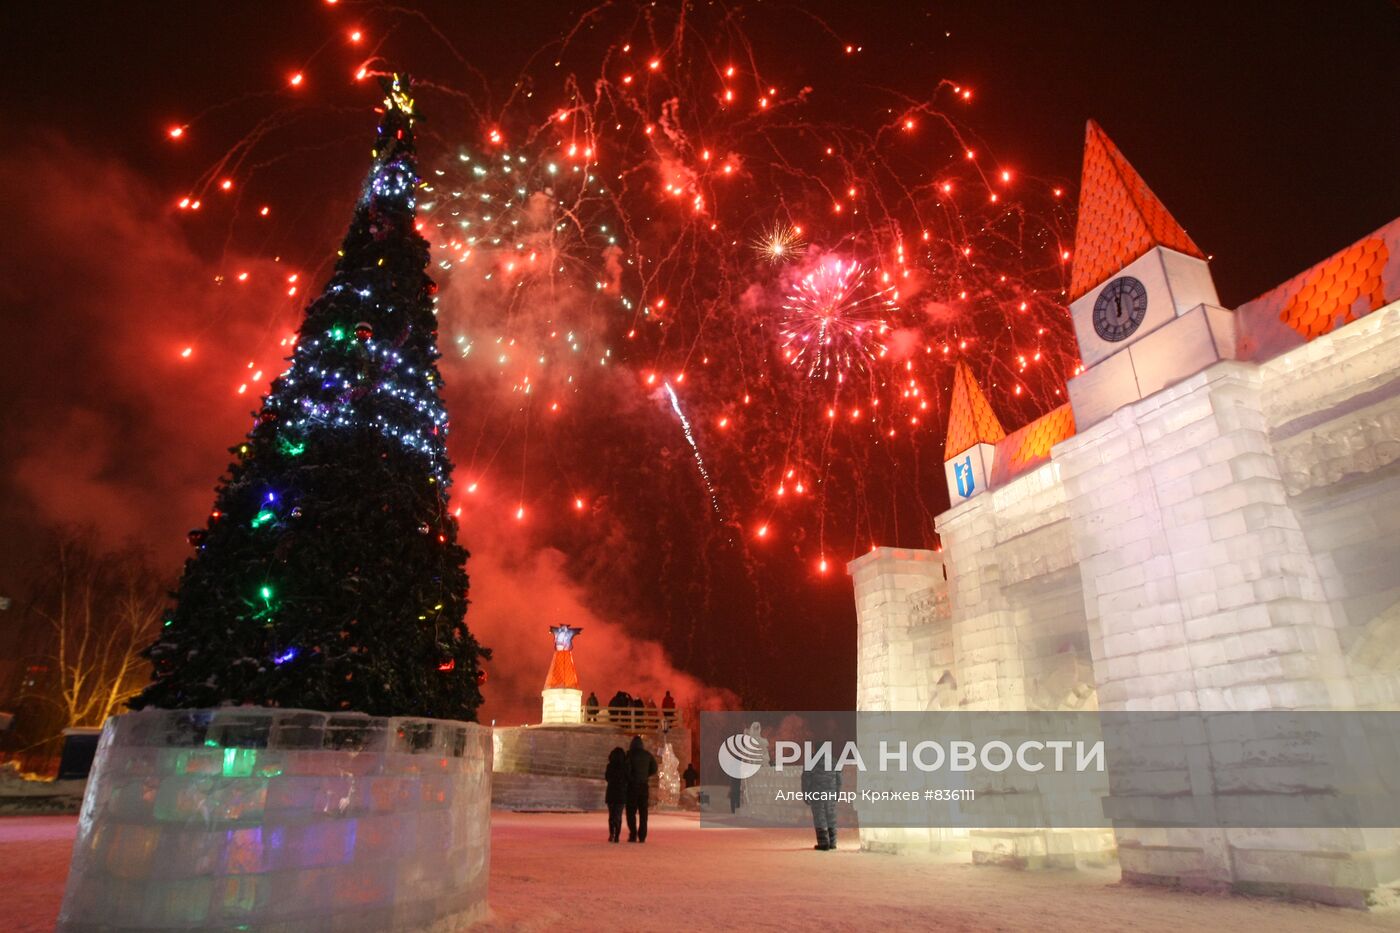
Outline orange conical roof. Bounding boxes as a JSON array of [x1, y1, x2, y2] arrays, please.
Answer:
[[1068, 121, 1205, 301], [945, 361, 1005, 460], [544, 649, 579, 690]]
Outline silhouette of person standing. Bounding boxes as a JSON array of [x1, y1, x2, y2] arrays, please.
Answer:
[[623, 735, 658, 842], [604, 747, 627, 843]]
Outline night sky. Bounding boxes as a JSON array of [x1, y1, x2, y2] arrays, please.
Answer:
[[2, 1, 1397, 719]]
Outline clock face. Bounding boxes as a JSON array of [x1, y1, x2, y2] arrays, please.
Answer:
[[1092, 276, 1149, 342]]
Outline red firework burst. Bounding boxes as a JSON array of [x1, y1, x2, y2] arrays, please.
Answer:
[[779, 259, 897, 383]]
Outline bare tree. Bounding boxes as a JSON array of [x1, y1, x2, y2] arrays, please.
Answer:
[[20, 530, 166, 732]]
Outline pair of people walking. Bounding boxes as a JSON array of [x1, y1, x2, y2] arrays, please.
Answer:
[[605, 735, 658, 843]]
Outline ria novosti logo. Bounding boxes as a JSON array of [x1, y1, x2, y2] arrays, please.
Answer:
[[717, 732, 766, 779]]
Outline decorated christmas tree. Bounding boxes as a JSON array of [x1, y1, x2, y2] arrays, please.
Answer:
[[134, 75, 488, 719]]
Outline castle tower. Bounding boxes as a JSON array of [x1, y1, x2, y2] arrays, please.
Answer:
[[942, 361, 1006, 504], [541, 624, 584, 724], [1065, 121, 1235, 427], [1054, 121, 1388, 903]]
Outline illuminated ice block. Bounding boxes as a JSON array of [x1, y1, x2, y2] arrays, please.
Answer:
[[540, 687, 584, 724], [656, 742, 681, 808], [58, 708, 491, 931]]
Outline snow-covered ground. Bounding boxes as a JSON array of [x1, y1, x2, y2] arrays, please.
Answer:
[[6, 812, 1399, 931]]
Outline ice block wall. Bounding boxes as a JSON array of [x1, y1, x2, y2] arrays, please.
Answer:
[[58, 707, 491, 932], [492, 722, 688, 781]]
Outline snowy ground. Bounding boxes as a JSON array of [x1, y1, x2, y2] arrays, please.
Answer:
[[6, 812, 1400, 931]]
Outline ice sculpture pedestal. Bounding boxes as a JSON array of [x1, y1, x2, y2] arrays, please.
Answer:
[[58, 707, 491, 932], [539, 688, 583, 725]]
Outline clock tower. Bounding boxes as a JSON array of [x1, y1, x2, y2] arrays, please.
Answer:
[[1065, 121, 1236, 427]]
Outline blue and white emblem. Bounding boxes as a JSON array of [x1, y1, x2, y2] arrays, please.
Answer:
[[954, 455, 975, 498]]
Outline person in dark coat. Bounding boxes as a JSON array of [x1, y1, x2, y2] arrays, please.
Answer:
[[800, 758, 842, 850], [661, 690, 676, 723], [586, 692, 600, 723], [604, 746, 627, 843], [623, 735, 658, 842], [608, 690, 631, 727], [682, 762, 699, 789]]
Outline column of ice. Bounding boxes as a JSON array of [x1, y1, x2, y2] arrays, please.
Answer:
[[936, 469, 1115, 868], [1057, 357, 1393, 907], [848, 547, 965, 855]]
